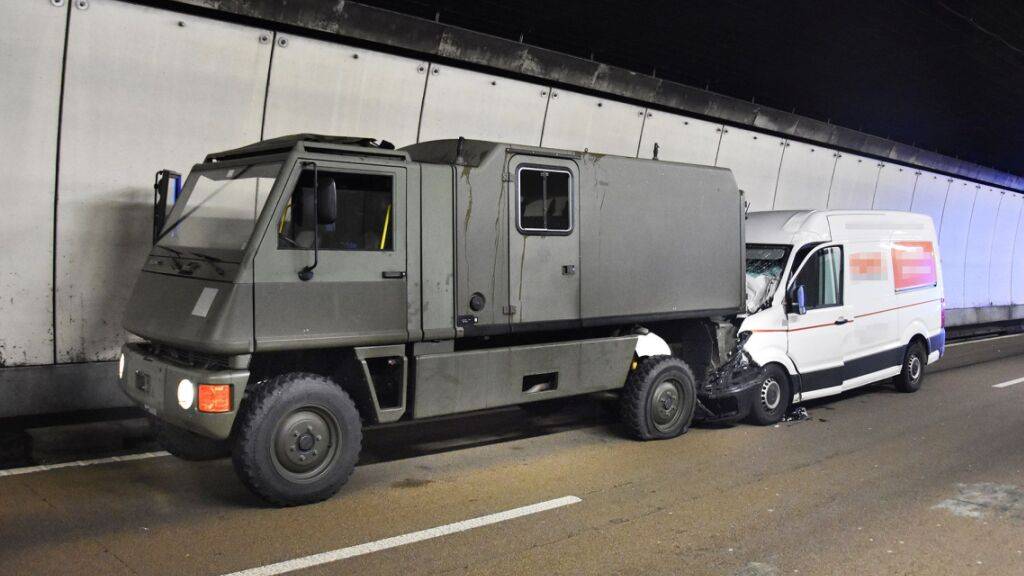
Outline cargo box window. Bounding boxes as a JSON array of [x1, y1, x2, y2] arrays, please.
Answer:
[[793, 246, 843, 309], [517, 167, 572, 234], [279, 170, 394, 251]]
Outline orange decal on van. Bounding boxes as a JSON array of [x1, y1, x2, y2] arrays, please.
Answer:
[[850, 252, 884, 280], [892, 241, 937, 292]]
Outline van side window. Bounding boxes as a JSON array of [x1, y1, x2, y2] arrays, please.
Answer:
[[517, 167, 572, 234], [278, 170, 394, 251], [794, 246, 843, 309]]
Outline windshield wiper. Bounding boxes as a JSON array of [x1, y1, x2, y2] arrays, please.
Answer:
[[188, 250, 227, 276]]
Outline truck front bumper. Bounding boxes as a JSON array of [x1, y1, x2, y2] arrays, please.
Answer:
[[118, 344, 249, 440]]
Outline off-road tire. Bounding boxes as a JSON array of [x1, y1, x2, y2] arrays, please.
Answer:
[[747, 364, 791, 426], [151, 417, 229, 461], [620, 355, 697, 440], [894, 341, 927, 393], [232, 373, 362, 507]]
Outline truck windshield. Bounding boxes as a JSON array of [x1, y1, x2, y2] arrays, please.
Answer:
[[745, 244, 791, 312], [156, 162, 282, 260]]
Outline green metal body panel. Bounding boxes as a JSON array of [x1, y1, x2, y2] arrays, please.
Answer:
[[412, 335, 638, 418]]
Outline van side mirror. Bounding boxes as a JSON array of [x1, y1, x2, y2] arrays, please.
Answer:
[[789, 284, 807, 315], [317, 177, 337, 225]]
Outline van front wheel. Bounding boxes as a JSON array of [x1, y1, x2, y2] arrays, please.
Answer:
[[232, 373, 362, 506], [747, 364, 791, 426], [620, 355, 696, 440], [894, 342, 927, 393]]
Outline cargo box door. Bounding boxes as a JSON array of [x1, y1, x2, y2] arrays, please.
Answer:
[[507, 155, 580, 325]]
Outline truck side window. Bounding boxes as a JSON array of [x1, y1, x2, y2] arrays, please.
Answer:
[[517, 167, 572, 234], [279, 170, 394, 251], [794, 246, 843, 309]]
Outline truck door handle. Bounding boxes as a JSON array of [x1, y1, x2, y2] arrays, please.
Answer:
[[382, 271, 406, 279], [834, 317, 851, 325]]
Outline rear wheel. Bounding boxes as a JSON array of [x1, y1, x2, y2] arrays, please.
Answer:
[[746, 364, 791, 426], [894, 341, 927, 393], [232, 373, 362, 506], [620, 355, 697, 440], [151, 418, 229, 461]]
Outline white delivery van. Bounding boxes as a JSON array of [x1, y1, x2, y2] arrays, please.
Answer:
[[738, 210, 945, 425]]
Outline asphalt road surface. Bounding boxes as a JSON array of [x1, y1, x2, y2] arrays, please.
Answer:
[[3, 353, 1024, 576]]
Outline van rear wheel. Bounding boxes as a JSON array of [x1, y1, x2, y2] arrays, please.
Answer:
[[894, 342, 927, 393], [620, 355, 696, 440], [232, 373, 362, 506]]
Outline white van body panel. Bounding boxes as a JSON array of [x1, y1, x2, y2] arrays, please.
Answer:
[[740, 210, 945, 404]]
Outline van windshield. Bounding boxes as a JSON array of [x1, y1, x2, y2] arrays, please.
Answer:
[[156, 162, 282, 261], [745, 244, 791, 312]]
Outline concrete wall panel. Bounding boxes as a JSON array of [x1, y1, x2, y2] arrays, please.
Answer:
[[635, 112, 722, 165], [938, 181, 976, 309], [1011, 201, 1024, 305], [57, 0, 271, 362], [715, 129, 785, 212], [826, 154, 880, 209], [419, 65, 547, 146], [772, 142, 837, 210], [263, 35, 426, 146], [963, 188, 1002, 308], [540, 90, 645, 157], [988, 193, 1022, 307], [0, 1, 66, 366], [872, 164, 918, 210], [908, 172, 950, 234]]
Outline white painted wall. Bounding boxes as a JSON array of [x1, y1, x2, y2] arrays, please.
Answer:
[[1, 0, 1021, 371]]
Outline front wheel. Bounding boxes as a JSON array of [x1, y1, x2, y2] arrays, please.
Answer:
[[232, 373, 362, 506], [894, 342, 927, 393], [746, 364, 791, 426], [620, 355, 697, 440]]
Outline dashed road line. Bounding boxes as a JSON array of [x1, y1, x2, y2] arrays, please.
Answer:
[[992, 376, 1024, 389], [0, 451, 170, 477], [220, 495, 583, 576]]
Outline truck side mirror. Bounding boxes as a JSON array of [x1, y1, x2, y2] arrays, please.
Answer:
[[152, 169, 181, 244], [317, 177, 337, 225]]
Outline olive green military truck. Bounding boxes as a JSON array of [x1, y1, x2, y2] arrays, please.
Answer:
[[119, 134, 760, 506]]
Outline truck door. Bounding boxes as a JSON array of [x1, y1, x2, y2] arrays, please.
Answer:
[[786, 244, 851, 399], [253, 161, 408, 348], [507, 155, 580, 325]]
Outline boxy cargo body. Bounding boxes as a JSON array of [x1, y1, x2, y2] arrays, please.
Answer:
[[739, 210, 945, 417], [117, 135, 748, 505]]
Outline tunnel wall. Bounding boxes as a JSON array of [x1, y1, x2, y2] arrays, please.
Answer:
[[1, 0, 1021, 415]]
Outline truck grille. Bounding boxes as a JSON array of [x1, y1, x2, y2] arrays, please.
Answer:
[[149, 344, 228, 370]]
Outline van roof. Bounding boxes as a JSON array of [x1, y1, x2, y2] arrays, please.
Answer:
[[746, 209, 934, 245]]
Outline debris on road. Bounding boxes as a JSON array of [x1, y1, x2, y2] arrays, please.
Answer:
[[934, 483, 1024, 520], [782, 407, 810, 422]]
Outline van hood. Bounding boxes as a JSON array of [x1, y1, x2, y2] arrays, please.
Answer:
[[123, 271, 254, 355]]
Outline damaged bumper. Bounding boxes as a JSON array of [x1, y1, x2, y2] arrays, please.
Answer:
[[696, 335, 766, 423]]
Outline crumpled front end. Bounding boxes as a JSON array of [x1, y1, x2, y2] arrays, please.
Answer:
[[696, 332, 766, 422]]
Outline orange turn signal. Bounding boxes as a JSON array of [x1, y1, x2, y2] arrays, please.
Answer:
[[197, 384, 232, 413]]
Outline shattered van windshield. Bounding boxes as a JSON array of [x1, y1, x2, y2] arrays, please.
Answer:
[[156, 162, 282, 260], [745, 244, 791, 312]]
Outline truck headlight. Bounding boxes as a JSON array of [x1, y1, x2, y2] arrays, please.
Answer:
[[118, 353, 126, 380], [177, 379, 195, 410]]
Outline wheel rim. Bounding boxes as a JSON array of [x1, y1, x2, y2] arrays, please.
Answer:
[[651, 379, 685, 433], [761, 377, 781, 412], [908, 354, 922, 382], [271, 406, 341, 483]]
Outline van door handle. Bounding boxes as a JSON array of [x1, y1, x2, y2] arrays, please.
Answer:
[[382, 271, 406, 279], [834, 317, 851, 325]]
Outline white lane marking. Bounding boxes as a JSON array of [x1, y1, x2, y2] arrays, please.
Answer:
[[993, 376, 1024, 389], [0, 451, 170, 477], [220, 495, 583, 576]]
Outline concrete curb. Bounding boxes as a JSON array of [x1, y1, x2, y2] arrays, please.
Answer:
[[930, 333, 1024, 374]]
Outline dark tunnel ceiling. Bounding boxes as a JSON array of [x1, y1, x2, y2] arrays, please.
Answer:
[[354, 0, 1024, 175]]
